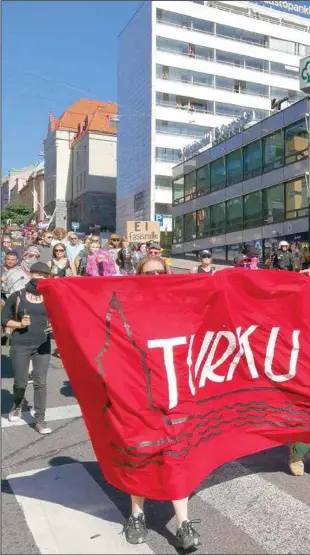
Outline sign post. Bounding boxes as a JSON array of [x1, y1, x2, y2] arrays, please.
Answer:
[[126, 221, 160, 244], [72, 221, 80, 232]]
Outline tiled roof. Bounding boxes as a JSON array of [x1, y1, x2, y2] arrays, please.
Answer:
[[49, 98, 117, 133], [71, 105, 117, 146]]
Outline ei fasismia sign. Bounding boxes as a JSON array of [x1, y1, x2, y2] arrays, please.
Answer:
[[179, 111, 254, 163], [248, 1, 310, 19]]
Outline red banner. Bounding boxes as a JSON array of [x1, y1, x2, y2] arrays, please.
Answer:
[[39, 270, 310, 500]]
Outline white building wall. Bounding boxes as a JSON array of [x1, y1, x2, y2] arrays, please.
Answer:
[[117, 0, 310, 234], [117, 1, 154, 236]]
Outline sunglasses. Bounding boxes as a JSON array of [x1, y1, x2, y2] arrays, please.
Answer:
[[201, 254, 212, 259], [143, 270, 166, 275], [71, 237, 78, 240], [111, 238, 120, 242], [55, 249, 65, 253], [46, 235, 53, 239], [3, 241, 11, 244]]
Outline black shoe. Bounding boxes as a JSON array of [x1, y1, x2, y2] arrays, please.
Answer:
[[124, 513, 148, 545], [176, 520, 201, 552]]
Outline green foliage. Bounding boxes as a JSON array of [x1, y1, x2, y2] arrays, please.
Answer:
[[1, 202, 33, 226]]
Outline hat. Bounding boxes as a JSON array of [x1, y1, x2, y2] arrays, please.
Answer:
[[148, 243, 161, 250], [200, 249, 212, 258], [24, 246, 41, 257], [9, 224, 21, 232], [30, 262, 51, 275], [279, 240, 289, 247]]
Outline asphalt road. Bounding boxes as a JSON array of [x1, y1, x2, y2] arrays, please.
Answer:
[[2, 343, 310, 555]]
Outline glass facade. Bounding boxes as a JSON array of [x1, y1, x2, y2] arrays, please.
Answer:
[[243, 190, 263, 229], [263, 183, 284, 224], [286, 177, 308, 220], [172, 118, 309, 205], [210, 202, 226, 236], [226, 197, 243, 232]]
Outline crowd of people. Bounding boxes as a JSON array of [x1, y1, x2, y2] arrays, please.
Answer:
[[1, 223, 309, 551]]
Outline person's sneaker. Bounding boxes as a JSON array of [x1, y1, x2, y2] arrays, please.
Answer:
[[8, 406, 22, 422], [28, 370, 33, 384], [289, 445, 304, 476], [35, 421, 52, 435], [176, 520, 201, 552], [124, 513, 148, 544]]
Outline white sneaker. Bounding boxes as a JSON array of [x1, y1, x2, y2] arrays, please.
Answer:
[[35, 421, 52, 435], [8, 406, 22, 422]]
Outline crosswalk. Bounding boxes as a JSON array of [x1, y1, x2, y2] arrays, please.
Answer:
[[3, 437, 310, 554]]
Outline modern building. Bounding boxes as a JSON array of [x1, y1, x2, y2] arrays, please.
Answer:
[[18, 162, 45, 222], [44, 98, 117, 232], [171, 96, 309, 265], [1, 165, 37, 208], [117, 0, 310, 236]]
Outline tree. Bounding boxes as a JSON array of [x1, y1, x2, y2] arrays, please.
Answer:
[[1, 202, 33, 226]]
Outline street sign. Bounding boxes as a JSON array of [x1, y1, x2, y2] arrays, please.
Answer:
[[155, 214, 164, 226], [300, 56, 310, 94], [127, 221, 160, 243], [72, 221, 80, 230]]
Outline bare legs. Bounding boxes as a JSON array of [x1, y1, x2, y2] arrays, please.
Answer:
[[131, 495, 189, 525]]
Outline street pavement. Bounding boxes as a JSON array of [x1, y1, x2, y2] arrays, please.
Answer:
[[2, 342, 310, 555]]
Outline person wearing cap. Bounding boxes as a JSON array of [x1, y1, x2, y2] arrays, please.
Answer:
[[233, 246, 260, 270], [191, 250, 215, 274], [271, 241, 294, 271], [147, 243, 161, 257], [1, 246, 41, 298], [2, 262, 53, 435]]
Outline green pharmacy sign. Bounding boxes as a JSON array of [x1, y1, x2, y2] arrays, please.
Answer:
[[300, 56, 310, 94]]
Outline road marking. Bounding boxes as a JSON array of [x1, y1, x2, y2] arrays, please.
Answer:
[[198, 460, 310, 554], [7, 463, 154, 554], [1, 404, 82, 428]]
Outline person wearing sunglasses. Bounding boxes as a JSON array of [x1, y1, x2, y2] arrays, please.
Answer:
[[147, 242, 161, 258], [105, 234, 121, 264], [1, 235, 12, 265], [48, 243, 72, 277], [136, 255, 170, 275], [191, 250, 215, 275], [66, 233, 82, 265], [37, 231, 54, 263]]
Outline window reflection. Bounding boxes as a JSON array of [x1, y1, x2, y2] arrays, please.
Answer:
[[172, 176, 184, 204], [184, 212, 197, 241], [226, 149, 242, 185], [284, 120, 309, 164], [263, 184, 284, 224], [244, 140, 262, 180], [211, 157, 226, 191], [263, 130, 284, 172], [243, 191, 262, 229], [197, 165, 211, 196], [197, 207, 211, 238], [184, 172, 196, 201], [226, 197, 243, 232], [210, 202, 226, 236], [173, 216, 184, 244], [285, 178, 308, 220]]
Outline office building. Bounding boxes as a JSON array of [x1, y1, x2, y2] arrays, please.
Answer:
[[171, 97, 309, 265], [117, 0, 310, 235]]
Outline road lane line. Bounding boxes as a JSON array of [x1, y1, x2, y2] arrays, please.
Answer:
[[1, 404, 82, 428], [198, 460, 310, 554], [7, 463, 154, 554]]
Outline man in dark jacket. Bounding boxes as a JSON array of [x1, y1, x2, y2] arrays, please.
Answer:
[[271, 241, 294, 271]]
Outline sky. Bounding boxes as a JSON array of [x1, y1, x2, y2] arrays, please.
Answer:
[[2, 0, 142, 175]]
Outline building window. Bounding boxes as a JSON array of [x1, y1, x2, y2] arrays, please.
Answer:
[[263, 183, 284, 225], [173, 215, 184, 244], [226, 197, 243, 232], [285, 177, 308, 220], [226, 149, 242, 186], [172, 176, 184, 204], [263, 130, 284, 173], [156, 175, 171, 188], [155, 203, 172, 216], [155, 147, 180, 162], [269, 37, 295, 54], [227, 243, 243, 261], [244, 140, 262, 180], [157, 9, 191, 29], [196, 165, 210, 196], [197, 207, 210, 238], [184, 171, 196, 201], [193, 71, 214, 88], [210, 202, 226, 236], [156, 119, 210, 138], [243, 190, 262, 229], [270, 61, 298, 78], [212, 247, 226, 261], [216, 76, 268, 97], [216, 23, 266, 47], [192, 17, 214, 35], [284, 120, 309, 165], [184, 212, 197, 241], [211, 157, 226, 192]]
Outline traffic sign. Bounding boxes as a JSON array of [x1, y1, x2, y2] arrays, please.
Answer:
[[72, 221, 80, 230], [155, 214, 164, 226]]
